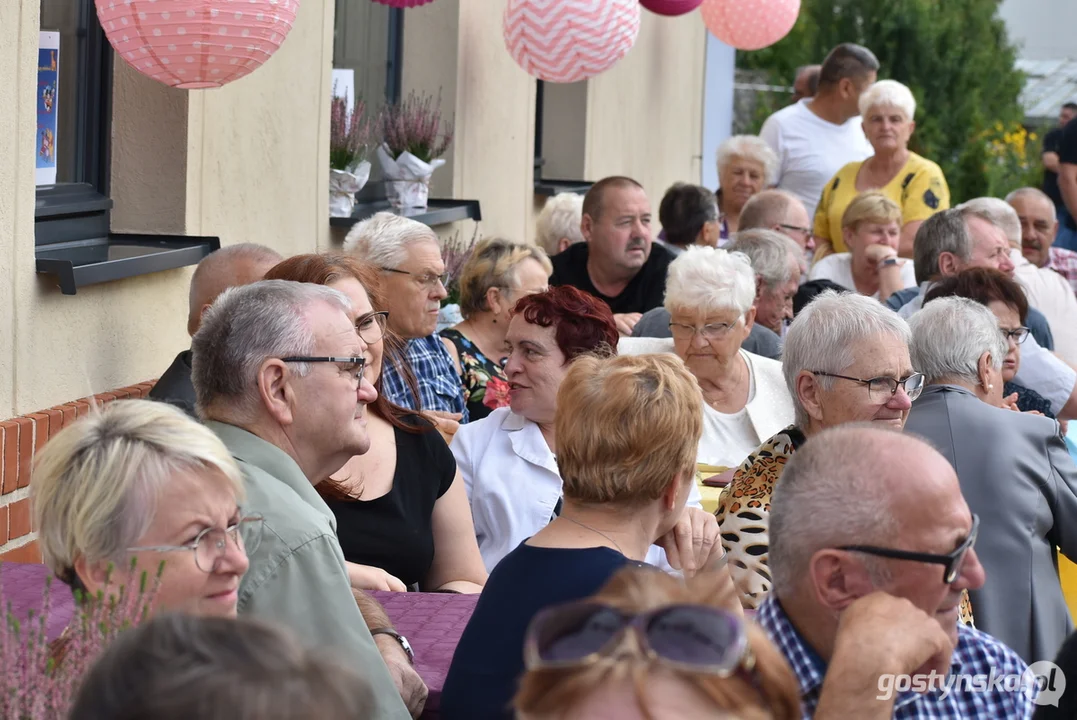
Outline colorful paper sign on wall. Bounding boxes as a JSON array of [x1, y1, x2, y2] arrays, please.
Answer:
[[37, 31, 60, 187]]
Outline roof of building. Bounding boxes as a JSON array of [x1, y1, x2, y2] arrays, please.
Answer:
[[1017, 58, 1077, 124]]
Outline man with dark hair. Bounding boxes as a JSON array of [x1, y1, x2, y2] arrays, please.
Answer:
[[550, 176, 673, 335], [655, 182, 720, 254], [792, 64, 821, 103], [1042, 103, 1077, 235], [760, 43, 878, 220], [1055, 102, 1077, 252]]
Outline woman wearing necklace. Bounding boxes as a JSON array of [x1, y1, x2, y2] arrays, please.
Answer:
[[442, 352, 727, 720], [812, 79, 950, 261], [440, 237, 552, 421]]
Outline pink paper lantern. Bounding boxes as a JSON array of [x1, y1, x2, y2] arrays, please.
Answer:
[[370, 0, 437, 7], [504, 0, 641, 84], [94, 0, 300, 89], [640, 0, 703, 17], [700, 0, 799, 51]]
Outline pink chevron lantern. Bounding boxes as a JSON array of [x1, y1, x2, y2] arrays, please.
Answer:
[[94, 0, 300, 89], [700, 0, 799, 51], [639, 0, 704, 16], [370, 0, 437, 7], [504, 0, 641, 84]]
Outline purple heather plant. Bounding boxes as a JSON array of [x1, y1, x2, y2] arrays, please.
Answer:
[[0, 560, 160, 719], [330, 89, 372, 172], [380, 91, 455, 165]]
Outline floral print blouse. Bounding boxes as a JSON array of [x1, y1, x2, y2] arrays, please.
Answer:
[[439, 327, 510, 422]]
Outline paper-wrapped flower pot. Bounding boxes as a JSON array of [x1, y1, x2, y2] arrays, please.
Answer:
[[640, 0, 704, 16], [700, 0, 800, 51], [94, 0, 300, 89], [369, 0, 437, 7], [504, 0, 641, 84]]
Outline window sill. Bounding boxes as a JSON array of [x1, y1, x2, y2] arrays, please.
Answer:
[[36, 234, 220, 295], [534, 179, 593, 197], [329, 199, 482, 228]]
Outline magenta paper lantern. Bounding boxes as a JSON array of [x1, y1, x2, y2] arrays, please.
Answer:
[[504, 0, 641, 84], [94, 0, 300, 89], [700, 0, 799, 51], [370, 0, 437, 6], [640, 0, 703, 16]]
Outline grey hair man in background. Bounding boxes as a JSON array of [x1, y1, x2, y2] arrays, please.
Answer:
[[535, 192, 585, 257], [149, 243, 283, 416], [738, 188, 816, 257], [792, 64, 821, 103], [192, 280, 425, 719]]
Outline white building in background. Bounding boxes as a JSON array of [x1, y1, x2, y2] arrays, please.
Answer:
[[999, 0, 1077, 124]]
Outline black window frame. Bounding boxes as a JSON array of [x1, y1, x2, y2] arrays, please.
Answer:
[[35, 0, 114, 247], [353, 6, 404, 203]]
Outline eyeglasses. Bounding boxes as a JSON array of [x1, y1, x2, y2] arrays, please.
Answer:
[[524, 601, 755, 677], [669, 318, 741, 341], [1001, 327, 1030, 345], [128, 515, 264, 573], [280, 356, 366, 382], [380, 267, 449, 290], [837, 514, 980, 584], [811, 371, 925, 403], [778, 223, 812, 237], [355, 311, 389, 345]]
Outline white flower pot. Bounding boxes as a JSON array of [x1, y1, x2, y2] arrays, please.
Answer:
[[376, 144, 446, 211], [329, 161, 371, 218]]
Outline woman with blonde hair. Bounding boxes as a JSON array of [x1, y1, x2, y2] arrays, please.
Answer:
[[515, 565, 800, 720], [813, 79, 950, 258], [716, 135, 779, 238], [33, 399, 256, 617], [441, 237, 552, 421]]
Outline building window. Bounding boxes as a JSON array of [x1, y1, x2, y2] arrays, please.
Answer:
[[533, 79, 592, 196], [35, 0, 114, 246]]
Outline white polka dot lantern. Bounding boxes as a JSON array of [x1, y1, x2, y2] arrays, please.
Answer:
[[700, 0, 799, 51], [94, 0, 300, 89]]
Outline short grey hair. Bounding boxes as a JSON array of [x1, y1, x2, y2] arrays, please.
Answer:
[[343, 211, 438, 269], [858, 79, 917, 120], [663, 246, 757, 317], [770, 424, 900, 597], [783, 291, 911, 427], [910, 296, 1006, 385], [727, 229, 803, 292], [913, 208, 972, 283], [192, 280, 352, 421], [739, 190, 802, 232], [188, 243, 283, 334], [32, 400, 244, 589], [535, 193, 584, 256], [957, 197, 1021, 249], [1005, 186, 1054, 209], [716, 135, 779, 187]]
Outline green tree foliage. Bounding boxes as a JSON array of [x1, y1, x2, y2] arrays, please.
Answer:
[[739, 0, 1028, 202]]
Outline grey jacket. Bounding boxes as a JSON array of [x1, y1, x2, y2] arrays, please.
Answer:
[[905, 384, 1077, 664], [631, 307, 783, 361]]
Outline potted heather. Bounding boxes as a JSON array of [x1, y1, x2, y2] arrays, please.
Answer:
[[329, 89, 373, 218], [377, 91, 455, 210]]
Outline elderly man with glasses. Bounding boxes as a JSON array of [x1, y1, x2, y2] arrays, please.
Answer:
[[192, 280, 421, 719], [346, 212, 469, 430], [758, 424, 1033, 719]]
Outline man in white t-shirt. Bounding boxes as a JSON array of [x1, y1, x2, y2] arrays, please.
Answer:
[[759, 43, 879, 220]]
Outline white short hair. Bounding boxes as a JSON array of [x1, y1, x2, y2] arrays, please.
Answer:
[[343, 211, 438, 269], [716, 135, 779, 187], [910, 296, 1006, 385], [663, 246, 757, 317], [957, 197, 1022, 249], [535, 193, 584, 256], [782, 291, 912, 427], [727, 229, 803, 292], [858, 79, 917, 120]]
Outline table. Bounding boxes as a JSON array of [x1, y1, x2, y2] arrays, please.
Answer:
[[0, 562, 474, 720], [696, 463, 731, 514]]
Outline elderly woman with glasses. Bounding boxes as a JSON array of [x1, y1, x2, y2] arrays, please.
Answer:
[[265, 254, 488, 595], [813, 80, 950, 259], [906, 296, 1077, 663], [33, 400, 256, 618], [620, 246, 794, 472]]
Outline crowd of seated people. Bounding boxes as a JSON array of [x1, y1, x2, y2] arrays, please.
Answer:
[[21, 36, 1077, 720]]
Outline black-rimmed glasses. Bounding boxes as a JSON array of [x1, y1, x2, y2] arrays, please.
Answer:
[[778, 223, 812, 237], [811, 371, 925, 403], [128, 515, 264, 573], [380, 267, 449, 291], [280, 356, 366, 382], [1002, 327, 1030, 345], [356, 311, 389, 345], [838, 514, 979, 584]]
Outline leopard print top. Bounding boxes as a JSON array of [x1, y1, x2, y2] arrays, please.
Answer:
[[715, 425, 975, 626]]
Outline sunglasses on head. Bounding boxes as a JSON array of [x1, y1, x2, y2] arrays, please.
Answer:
[[524, 601, 755, 677]]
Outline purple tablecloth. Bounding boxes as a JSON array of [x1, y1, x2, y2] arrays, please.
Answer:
[[0, 563, 474, 719]]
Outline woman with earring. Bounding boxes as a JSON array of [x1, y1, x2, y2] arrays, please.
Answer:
[[440, 238, 552, 421]]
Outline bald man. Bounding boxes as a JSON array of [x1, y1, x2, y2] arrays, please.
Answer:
[[149, 243, 283, 416]]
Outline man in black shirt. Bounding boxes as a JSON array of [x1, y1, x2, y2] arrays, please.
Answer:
[[1050, 104, 1077, 252], [549, 176, 673, 335]]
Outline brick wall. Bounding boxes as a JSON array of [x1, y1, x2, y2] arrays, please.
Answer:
[[0, 381, 157, 563]]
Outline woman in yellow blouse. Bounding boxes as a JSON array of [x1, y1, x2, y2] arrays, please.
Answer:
[[813, 79, 950, 259]]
